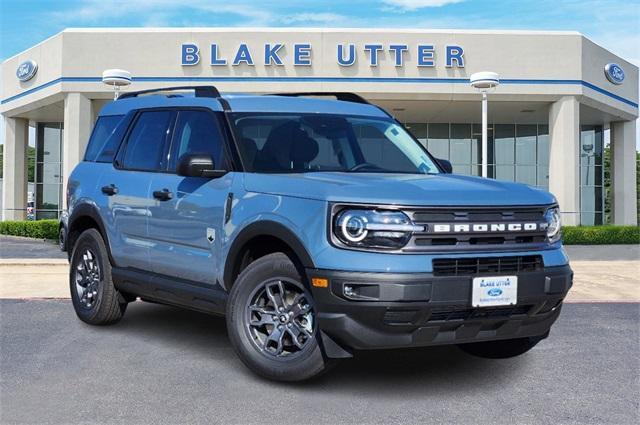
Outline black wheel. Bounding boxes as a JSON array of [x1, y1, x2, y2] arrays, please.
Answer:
[[457, 333, 548, 359], [69, 228, 127, 325], [226, 253, 329, 382], [59, 226, 66, 251]]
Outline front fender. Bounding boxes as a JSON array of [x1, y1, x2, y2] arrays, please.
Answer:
[[220, 192, 328, 289]]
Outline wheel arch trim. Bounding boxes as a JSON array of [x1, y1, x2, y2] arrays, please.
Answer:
[[67, 203, 114, 264], [223, 220, 315, 290]]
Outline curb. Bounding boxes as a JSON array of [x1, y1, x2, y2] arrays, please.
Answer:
[[0, 258, 68, 266]]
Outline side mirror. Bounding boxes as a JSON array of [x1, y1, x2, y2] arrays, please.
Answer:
[[437, 158, 453, 174], [177, 153, 227, 178]]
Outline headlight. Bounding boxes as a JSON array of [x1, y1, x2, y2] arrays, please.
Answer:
[[544, 207, 561, 242], [333, 209, 424, 250]]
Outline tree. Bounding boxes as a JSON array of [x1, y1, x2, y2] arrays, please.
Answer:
[[0, 144, 35, 181]]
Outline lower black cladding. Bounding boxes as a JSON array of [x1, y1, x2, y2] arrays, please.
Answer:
[[427, 304, 533, 322], [307, 264, 572, 350], [112, 267, 228, 315]]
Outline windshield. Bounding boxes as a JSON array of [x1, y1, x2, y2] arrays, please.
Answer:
[[230, 113, 441, 174]]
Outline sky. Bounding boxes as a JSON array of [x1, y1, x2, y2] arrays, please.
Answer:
[[0, 0, 638, 146], [0, 0, 638, 63]]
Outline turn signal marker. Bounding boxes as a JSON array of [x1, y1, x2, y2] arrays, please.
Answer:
[[312, 277, 329, 288]]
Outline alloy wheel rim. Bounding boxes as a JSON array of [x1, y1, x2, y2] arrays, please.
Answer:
[[74, 249, 101, 309], [245, 279, 314, 357]]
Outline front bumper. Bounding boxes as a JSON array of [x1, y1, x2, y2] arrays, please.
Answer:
[[307, 265, 572, 351]]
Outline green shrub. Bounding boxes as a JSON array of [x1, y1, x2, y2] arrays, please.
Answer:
[[0, 219, 59, 240], [562, 225, 640, 245]]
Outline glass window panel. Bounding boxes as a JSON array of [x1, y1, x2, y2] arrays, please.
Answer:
[[581, 125, 604, 166], [471, 135, 480, 165], [515, 124, 537, 165], [36, 210, 59, 220], [428, 123, 449, 139], [471, 128, 493, 166], [452, 164, 471, 175], [450, 124, 471, 165], [580, 212, 603, 226], [428, 139, 449, 159], [537, 126, 549, 166], [405, 123, 427, 140], [35, 183, 61, 211], [36, 163, 62, 184], [580, 212, 596, 226], [581, 165, 603, 186], [37, 124, 62, 163], [537, 165, 549, 188], [84, 115, 124, 162], [123, 111, 173, 171], [470, 164, 483, 177], [580, 126, 604, 166], [168, 110, 225, 171], [580, 128, 596, 165], [594, 212, 603, 225], [580, 186, 603, 213], [494, 124, 515, 165], [515, 165, 537, 185], [495, 165, 515, 181], [427, 123, 449, 159]]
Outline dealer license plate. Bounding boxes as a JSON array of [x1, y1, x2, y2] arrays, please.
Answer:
[[471, 276, 518, 307]]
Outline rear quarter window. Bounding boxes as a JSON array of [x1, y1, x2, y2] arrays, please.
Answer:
[[84, 115, 125, 162]]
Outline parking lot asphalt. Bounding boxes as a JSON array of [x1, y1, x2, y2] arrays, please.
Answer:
[[1, 300, 638, 425], [0, 235, 66, 259]]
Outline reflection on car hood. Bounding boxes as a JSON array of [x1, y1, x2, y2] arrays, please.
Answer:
[[243, 172, 556, 206]]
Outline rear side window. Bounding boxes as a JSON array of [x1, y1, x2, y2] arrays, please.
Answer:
[[121, 111, 174, 171], [84, 115, 124, 162], [167, 110, 225, 171]]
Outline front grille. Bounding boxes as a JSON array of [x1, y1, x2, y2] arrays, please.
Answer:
[[432, 255, 543, 276], [428, 305, 533, 322], [406, 206, 549, 252]]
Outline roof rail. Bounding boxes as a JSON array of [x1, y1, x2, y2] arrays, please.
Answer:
[[271, 92, 371, 105], [118, 85, 221, 100]]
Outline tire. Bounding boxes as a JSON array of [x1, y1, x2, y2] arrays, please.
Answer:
[[457, 333, 548, 359], [226, 252, 329, 382], [59, 226, 66, 251], [69, 228, 127, 325]]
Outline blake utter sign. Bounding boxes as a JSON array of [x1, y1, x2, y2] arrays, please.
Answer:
[[181, 43, 465, 68]]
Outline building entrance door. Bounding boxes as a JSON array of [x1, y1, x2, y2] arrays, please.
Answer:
[[35, 123, 63, 219]]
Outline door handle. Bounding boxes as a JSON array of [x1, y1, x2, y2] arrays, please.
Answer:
[[153, 188, 173, 201], [101, 184, 118, 196]]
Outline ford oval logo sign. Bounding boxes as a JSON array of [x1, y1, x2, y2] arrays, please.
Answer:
[[604, 63, 624, 85], [16, 60, 38, 82], [487, 288, 503, 297]]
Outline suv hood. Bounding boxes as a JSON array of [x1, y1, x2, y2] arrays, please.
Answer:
[[243, 172, 556, 206]]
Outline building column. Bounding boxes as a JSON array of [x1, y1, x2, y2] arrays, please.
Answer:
[[2, 117, 29, 221], [548, 96, 581, 226], [611, 120, 637, 225], [62, 93, 93, 210]]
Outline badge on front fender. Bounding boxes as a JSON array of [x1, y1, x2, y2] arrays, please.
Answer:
[[206, 228, 215, 243]]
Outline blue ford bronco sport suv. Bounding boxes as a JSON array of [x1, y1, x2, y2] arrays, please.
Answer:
[[66, 86, 572, 381]]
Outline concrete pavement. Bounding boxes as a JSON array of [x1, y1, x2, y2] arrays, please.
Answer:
[[1, 258, 637, 301]]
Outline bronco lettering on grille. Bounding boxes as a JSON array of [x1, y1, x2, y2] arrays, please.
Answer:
[[431, 223, 540, 233]]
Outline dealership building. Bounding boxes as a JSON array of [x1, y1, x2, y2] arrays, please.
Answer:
[[1, 28, 638, 225]]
